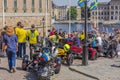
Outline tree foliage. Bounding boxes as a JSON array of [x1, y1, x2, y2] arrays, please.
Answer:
[[67, 7, 77, 20]]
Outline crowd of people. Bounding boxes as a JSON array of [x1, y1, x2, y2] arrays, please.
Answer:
[[0, 21, 120, 73]]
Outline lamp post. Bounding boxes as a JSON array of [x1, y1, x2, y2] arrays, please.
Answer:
[[42, 17, 45, 37], [82, 0, 88, 66], [2, 0, 5, 28]]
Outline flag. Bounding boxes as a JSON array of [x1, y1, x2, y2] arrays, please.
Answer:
[[90, 0, 98, 10], [77, 0, 84, 7]]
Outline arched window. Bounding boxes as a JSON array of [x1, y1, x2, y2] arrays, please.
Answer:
[[39, 0, 42, 12], [14, 0, 17, 12]]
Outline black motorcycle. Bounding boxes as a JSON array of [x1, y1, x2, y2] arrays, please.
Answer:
[[22, 46, 61, 80], [103, 40, 117, 58]]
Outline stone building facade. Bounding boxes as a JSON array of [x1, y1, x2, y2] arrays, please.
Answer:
[[0, 0, 52, 28], [91, 0, 120, 24], [53, 5, 81, 21]]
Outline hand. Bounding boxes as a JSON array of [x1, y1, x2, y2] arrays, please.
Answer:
[[2, 45, 7, 52], [16, 47, 18, 52], [2, 49, 5, 53]]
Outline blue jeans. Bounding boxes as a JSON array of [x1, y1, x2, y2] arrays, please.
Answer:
[[6, 50, 16, 70], [18, 43, 26, 58]]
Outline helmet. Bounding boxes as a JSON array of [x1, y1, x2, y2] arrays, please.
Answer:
[[63, 44, 70, 52]]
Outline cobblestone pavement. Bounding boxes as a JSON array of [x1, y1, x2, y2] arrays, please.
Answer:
[[0, 57, 38, 80], [0, 57, 96, 80], [70, 57, 120, 80]]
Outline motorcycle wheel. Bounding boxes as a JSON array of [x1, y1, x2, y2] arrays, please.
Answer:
[[55, 57, 61, 74], [22, 55, 29, 70], [110, 50, 116, 58], [22, 61, 28, 70], [38, 76, 50, 80], [66, 53, 74, 66]]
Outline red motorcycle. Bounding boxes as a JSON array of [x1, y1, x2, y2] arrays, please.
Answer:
[[65, 40, 97, 60]]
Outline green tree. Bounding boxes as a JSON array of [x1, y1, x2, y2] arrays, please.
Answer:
[[67, 7, 77, 20]]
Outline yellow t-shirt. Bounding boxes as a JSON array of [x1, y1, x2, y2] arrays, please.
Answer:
[[17, 28, 27, 43], [49, 35, 62, 43], [79, 33, 85, 40], [27, 30, 39, 44], [15, 27, 20, 34]]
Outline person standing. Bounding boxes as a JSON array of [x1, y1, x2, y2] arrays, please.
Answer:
[[59, 29, 64, 38], [27, 24, 39, 60], [16, 24, 27, 58], [50, 27, 56, 36], [15, 22, 21, 34], [2, 26, 18, 73]]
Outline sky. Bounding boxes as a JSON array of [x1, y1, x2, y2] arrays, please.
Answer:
[[52, 0, 111, 6]]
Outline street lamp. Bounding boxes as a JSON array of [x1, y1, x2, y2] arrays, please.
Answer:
[[42, 17, 45, 37], [2, 0, 5, 28], [82, 0, 88, 66]]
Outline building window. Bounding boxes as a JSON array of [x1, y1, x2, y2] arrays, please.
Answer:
[[23, 0, 27, 12], [111, 6, 114, 9], [99, 12, 100, 15], [92, 12, 94, 15], [111, 11, 114, 15], [104, 12, 106, 15], [47, 0, 49, 11], [14, 0, 17, 12], [104, 7, 106, 10], [115, 11, 118, 15], [4, 0, 7, 12], [98, 17, 100, 20], [39, 0, 42, 12], [115, 6, 118, 9], [101, 12, 103, 15], [111, 16, 113, 20], [32, 0, 35, 12], [115, 16, 117, 20]]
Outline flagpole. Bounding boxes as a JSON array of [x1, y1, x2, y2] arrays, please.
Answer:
[[97, 5, 99, 32], [2, 0, 5, 28], [69, 0, 71, 34], [45, 0, 48, 36]]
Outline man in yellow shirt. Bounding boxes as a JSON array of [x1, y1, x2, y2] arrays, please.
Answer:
[[16, 24, 27, 58], [27, 24, 39, 60], [79, 31, 85, 43], [15, 22, 21, 35], [49, 32, 62, 46]]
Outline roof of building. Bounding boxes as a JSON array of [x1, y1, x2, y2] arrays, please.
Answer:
[[98, 2, 109, 6]]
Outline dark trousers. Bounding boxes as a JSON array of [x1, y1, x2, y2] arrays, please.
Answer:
[[29, 44, 36, 60], [18, 43, 26, 58]]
